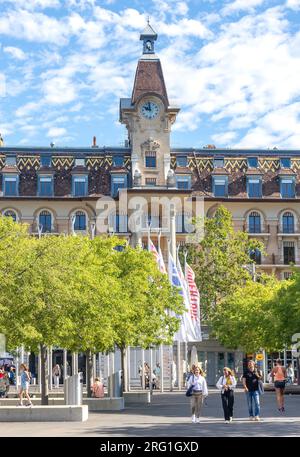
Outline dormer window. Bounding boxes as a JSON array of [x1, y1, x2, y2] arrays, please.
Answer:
[[113, 155, 124, 167], [176, 156, 188, 167], [248, 157, 258, 168], [6, 155, 16, 167], [280, 158, 291, 169], [75, 158, 85, 167], [41, 155, 51, 167], [214, 158, 224, 169]]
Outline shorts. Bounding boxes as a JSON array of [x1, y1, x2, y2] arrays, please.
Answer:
[[20, 382, 29, 391], [274, 380, 286, 389]]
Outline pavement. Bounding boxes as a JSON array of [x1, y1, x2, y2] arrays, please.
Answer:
[[1, 389, 300, 437]]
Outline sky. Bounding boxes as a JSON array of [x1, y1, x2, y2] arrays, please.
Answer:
[[0, 0, 300, 149]]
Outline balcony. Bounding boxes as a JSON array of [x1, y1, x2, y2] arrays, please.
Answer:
[[243, 223, 271, 236], [258, 254, 299, 268]]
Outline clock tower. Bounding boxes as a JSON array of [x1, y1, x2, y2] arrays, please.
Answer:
[[120, 22, 180, 187]]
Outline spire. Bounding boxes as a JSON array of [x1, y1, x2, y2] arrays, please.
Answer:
[[140, 19, 157, 55]]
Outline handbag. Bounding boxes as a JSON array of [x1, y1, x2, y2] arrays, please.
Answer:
[[186, 375, 195, 397]]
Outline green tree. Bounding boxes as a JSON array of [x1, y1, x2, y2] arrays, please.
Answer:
[[112, 246, 184, 394], [187, 205, 264, 320], [210, 276, 282, 352]]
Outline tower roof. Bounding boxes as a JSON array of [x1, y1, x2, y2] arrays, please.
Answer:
[[140, 22, 158, 40], [131, 59, 169, 105]]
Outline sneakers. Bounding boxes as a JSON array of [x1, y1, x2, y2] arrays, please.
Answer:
[[249, 416, 255, 421], [26, 402, 33, 407], [225, 420, 230, 424], [196, 417, 200, 423], [229, 417, 233, 422], [192, 415, 196, 423], [17, 403, 24, 407], [278, 406, 285, 413], [254, 416, 260, 421]]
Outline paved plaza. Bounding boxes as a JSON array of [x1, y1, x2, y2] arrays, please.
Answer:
[[1, 389, 300, 437]]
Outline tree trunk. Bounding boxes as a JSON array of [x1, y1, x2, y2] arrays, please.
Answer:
[[86, 349, 93, 398], [40, 344, 49, 405]]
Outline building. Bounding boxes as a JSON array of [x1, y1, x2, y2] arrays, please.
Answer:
[[1, 24, 299, 384]]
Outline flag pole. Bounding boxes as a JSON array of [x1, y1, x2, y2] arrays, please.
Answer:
[[184, 249, 189, 377]]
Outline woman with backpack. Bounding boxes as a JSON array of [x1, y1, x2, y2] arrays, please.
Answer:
[[216, 367, 237, 423], [271, 359, 287, 413], [186, 366, 208, 423]]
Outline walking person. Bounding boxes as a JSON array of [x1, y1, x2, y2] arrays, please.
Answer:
[[52, 364, 61, 389], [271, 359, 287, 413], [216, 367, 237, 423], [242, 360, 262, 421], [187, 366, 208, 423], [18, 364, 32, 407], [286, 363, 294, 386]]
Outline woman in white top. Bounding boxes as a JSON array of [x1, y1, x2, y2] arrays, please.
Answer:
[[216, 367, 237, 423], [187, 366, 208, 423]]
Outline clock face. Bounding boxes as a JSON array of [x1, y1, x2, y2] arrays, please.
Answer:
[[141, 101, 159, 119]]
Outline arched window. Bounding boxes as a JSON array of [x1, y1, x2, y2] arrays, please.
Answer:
[[282, 212, 294, 233], [74, 211, 86, 231], [3, 210, 17, 222], [39, 210, 52, 233], [248, 211, 261, 233]]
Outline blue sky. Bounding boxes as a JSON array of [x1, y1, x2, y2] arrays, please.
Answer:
[[0, 0, 300, 149]]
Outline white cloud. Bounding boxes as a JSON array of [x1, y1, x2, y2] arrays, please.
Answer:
[[47, 127, 67, 137], [15, 101, 42, 117], [0, 0, 60, 10], [212, 131, 237, 145], [286, 0, 300, 10], [0, 10, 70, 44], [3, 46, 27, 60], [221, 0, 266, 16], [42, 76, 77, 104]]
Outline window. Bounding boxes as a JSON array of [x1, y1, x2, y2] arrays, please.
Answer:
[[248, 177, 262, 198], [248, 157, 258, 168], [282, 212, 294, 233], [176, 156, 188, 167], [214, 158, 224, 168], [176, 176, 191, 190], [250, 248, 262, 265], [40, 155, 51, 167], [4, 176, 18, 196], [39, 210, 52, 233], [74, 211, 86, 231], [249, 211, 261, 233], [113, 156, 124, 167], [73, 176, 88, 197], [280, 178, 295, 198], [280, 158, 291, 168], [6, 155, 16, 166], [283, 271, 292, 280], [145, 151, 156, 168], [3, 210, 17, 221], [145, 178, 157, 186], [75, 158, 85, 167], [38, 176, 53, 196], [109, 213, 128, 233], [176, 213, 192, 233], [213, 177, 227, 197], [111, 175, 126, 197], [283, 241, 295, 264]]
